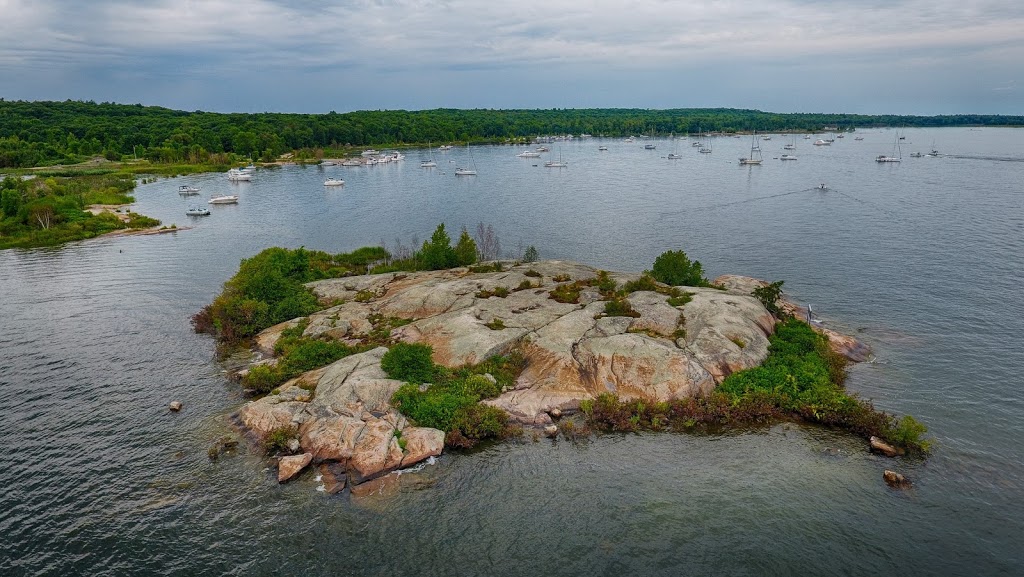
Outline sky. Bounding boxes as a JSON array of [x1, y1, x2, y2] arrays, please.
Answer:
[[0, 0, 1022, 115]]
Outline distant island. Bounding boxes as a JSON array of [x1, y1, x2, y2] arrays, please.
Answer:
[[194, 227, 929, 494]]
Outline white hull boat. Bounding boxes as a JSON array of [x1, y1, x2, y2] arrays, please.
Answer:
[[324, 178, 345, 186], [185, 206, 211, 216], [780, 154, 798, 160], [454, 168, 477, 175], [227, 169, 252, 181], [517, 151, 541, 158], [208, 195, 239, 204], [178, 185, 200, 195]]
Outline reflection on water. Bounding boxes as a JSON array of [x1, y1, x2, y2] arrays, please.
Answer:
[[2, 128, 1023, 576]]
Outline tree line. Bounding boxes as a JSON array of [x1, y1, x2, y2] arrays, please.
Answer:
[[2, 99, 1022, 168]]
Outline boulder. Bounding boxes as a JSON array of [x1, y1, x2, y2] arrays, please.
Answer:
[[278, 453, 312, 483], [544, 425, 558, 438], [681, 288, 774, 383], [883, 470, 911, 488], [347, 419, 405, 484], [319, 463, 348, 494], [870, 436, 904, 457], [168, 401, 183, 412], [299, 412, 366, 463], [399, 427, 445, 468]]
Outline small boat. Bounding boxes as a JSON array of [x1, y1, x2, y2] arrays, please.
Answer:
[[185, 206, 211, 216], [598, 146, 608, 151], [544, 160, 568, 167], [854, 136, 864, 141], [536, 146, 550, 152], [517, 151, 542, 158], [818, 183, 828, 190], [178, 185, 200, 195], [321, 161, 337, 166], [813, 139, 831, 146], [454, 168, 477, 175], [804, 134, 811, 139], [227, 169, 252, 181], [240, 164, 256, 173], [342, 159, 362, 166], [420, 160, 437, 168], [836, 134, 845, 139], [667, 153, 682, 159], [780, 154, 798, 160], [739, 132, 763, 165], [324, 178, 345, 186], [783, 143, 796, 150], [761, 136, 772, 141], [438, 145, 454, 151], [208, 195, 239, 204], [909, 152, 924, 158], [624, 136, 636, 143], [361, 149, 380, 157], [644, 143, 656, 150], [876, 131, 902, 162]]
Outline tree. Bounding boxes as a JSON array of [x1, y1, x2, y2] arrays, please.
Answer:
[[454, 227, 478, 266], [522, 245, 539, 263], [752, 280, 785, 316], [419, 223, 458, 270], [648, 249, 708, 287]]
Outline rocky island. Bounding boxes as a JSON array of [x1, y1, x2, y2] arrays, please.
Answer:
[[201, 246, 924, 495]]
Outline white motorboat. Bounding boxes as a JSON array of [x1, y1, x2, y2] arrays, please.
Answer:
[[813, 139, 830, 146], [438, 145, 454, 151], [178, 185, 200, 195], [804, 134, 811, 139], [227, 169, 252, 181], [324, 178, 345, 186], [361, 149, 380, 157], [780, 154, 798, 160], [644, 143, 656, 150], [598, 146, 608, 151], [517, 151, 542, 158], [185, 206, 211, 216], [854, 136, 864, 141], [208, 195, 239, 204], [454, 168, 477, 175], [536, 146, 550, 152], [624, 137, 636, 143], [420, 160, 437, 168], [909, 152, 924, 158], [667, 153, 682, 159], [342, 159, 362, 166], [321, 161, 337, 166], [240, 164, 256, 173]]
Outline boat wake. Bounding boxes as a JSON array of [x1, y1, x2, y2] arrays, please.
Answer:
[[943, 154, 1024, 163]]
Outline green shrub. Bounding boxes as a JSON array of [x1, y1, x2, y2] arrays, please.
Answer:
[[549, 283, 581, 304], [419, 223, 459, 270], [451, 404, 509, 440], [485, 318, 506, 330], [391, 384, 476, 431], [242, 364, 286, 393], [469, 262, 504, 273], [589, 271, 618, 295], [524, 269, 542, 278], [649, 249, 709, 287], [666, 294, 692, 307], [886, 415, 931, 453], [603, 298, 640, 317], [263, 426, 297, 455], [552, 273, 571, 282], [514, 280, 534, 291], [454, 227, 478, 266], [381, 342, 437, 383], [623, 274, 660, 293], [522, 245, 539, 263], [752, 280, 785, 315]]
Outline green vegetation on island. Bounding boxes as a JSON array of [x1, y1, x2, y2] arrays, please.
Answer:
[[0, 173, 160, 249], [198, 229, 929, 456]]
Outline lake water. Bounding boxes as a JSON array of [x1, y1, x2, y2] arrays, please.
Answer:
[[2, 127, 1023, 576]]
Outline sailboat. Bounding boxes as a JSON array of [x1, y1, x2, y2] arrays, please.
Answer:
[[875, 130, 902, 162], [455, 142, 477, 175], [421, 142, 438, 167], [739, 132, 763, 165], [668, 137, 682, 159], [697, 129, 712, 154], [783, 136, 796, 150], [544, 148, 568, 167]]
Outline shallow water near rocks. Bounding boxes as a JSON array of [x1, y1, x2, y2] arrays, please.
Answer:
[[2, 127, 1023, 575]]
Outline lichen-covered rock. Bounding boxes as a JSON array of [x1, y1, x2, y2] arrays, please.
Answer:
[[681, 288, 775, 383]]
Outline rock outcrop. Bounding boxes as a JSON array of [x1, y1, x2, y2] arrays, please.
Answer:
[[278, 453, 312, 483], [234, 260, 860, 489]]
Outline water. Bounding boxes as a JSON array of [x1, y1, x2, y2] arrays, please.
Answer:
[[2, 127, 1023, 576]]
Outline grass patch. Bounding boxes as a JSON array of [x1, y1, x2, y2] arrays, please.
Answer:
[[524, 269, 542, 278], [468, 262, 504, 273], [603, 297, 641, 317], [549, 282, 582, 304], [729, 337, 747, 349], [476, 286, 510, 299], [552, 273, 571, 282], [484, 318, 506, 330]]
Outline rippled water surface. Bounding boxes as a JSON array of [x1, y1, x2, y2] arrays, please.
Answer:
[[3, 128, 1023, 576]]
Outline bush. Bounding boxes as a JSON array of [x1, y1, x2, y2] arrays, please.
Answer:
[[603, 298, 640, 317], [549, 283, 581, 304], [485, 318, 506, 330], [454, 227, 478, 266], [419, 223, 458, 270], [649, 249, 708, 287], [451, 404, 509, 440], [752, 280, 785, 316], [522, 245, 539, 263], [242, 364, 285, 394], [524, 269, 542, 278], [381, 342, 437, 383], [886, 415, 931, 453]]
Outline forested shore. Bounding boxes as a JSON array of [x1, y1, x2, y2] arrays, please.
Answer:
[[2, 99, 1021, 169]]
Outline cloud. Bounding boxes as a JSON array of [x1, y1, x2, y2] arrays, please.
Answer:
[[1, 0, 1022, 113]]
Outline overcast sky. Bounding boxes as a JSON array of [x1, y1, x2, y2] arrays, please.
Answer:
[[1, 0, 1021, 114]]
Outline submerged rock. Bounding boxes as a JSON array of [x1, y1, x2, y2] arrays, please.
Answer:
[[883, 469, 911, 488], [169, 401, 183, 412], [870, 436, 904, 458]]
